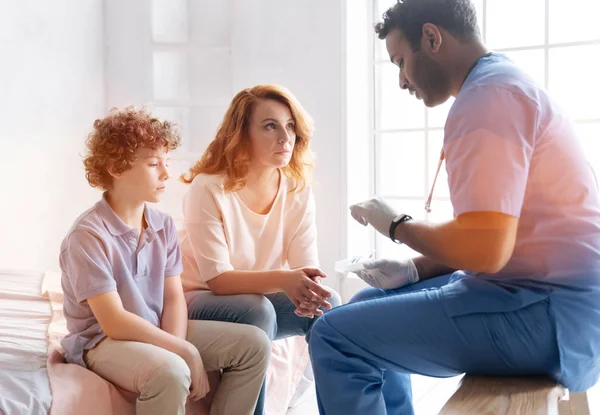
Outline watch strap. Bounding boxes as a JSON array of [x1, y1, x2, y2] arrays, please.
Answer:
[[389, 214, 413, 243]]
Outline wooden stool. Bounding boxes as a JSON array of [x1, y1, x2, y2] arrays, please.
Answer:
[[439, 376, 590, 415]]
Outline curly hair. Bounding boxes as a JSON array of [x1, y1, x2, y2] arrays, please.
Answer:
[[180, 85, 314, 192], [83, 106, 181, 190], [375, 0, 480, 51]]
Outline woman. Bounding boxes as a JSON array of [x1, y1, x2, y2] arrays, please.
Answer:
[[179, 84, 341, 414]]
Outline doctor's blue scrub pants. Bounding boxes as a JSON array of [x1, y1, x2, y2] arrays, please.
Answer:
[[308, 273, 561, 415]]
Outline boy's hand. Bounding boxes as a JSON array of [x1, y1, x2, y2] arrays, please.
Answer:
[[182, 343, 210, 401]]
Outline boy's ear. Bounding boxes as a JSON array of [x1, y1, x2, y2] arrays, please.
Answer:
[[107, 167, 121, 179]]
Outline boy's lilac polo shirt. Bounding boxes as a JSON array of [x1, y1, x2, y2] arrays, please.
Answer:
[[59, 194, 183, 367]]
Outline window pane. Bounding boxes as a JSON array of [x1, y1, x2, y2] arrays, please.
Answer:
[[378, 132, 426, 197], [503, 48, 546, 88], [375, 0, 483, 26], [377, 233, 419, 261], [375, 0, 396, 22], [486, 0, 545, 49], [427, 97, 454, 128], [189, 0, 229, 45], [374, 0, 395, 60], [550, 0, 600, 44], [153, 51, 189, 101], [377, 36, 388, 62], [188, 106, 228, 154], [376, 199, 425, 260], [152, 0, 188, 43], [377, 63, 425, 130], [575, 123, 600, 178], [427, 200, 455, 223], [549, 45, 600, 120], [472, 0, 484, 39], [152, 106, 190, 151], [348, 222, 374, 259], [427, 131, 450, 198], [189, 49, 232, 105]]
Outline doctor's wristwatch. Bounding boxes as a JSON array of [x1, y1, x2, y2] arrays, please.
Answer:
[[389, 214, 413, 244]]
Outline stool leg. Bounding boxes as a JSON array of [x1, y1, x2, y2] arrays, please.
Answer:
[[569, 392, 590, 415]]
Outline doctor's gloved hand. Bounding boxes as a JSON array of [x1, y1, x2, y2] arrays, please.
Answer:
[[350, 198, 398, 238], [354, 258, 419, 290]]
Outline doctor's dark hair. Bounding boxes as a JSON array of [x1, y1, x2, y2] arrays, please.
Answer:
[[375, 0, 481, 51]]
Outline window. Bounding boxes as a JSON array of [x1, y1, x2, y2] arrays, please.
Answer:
[[370, 0, 600, 259], [107, 0, 232, 224], [150, 0, 231, 159]]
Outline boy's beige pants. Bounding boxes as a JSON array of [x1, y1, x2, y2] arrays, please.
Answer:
[[84, 320, 271, 415]]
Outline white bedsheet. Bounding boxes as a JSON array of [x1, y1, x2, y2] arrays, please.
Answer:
[[0, 269, 53, 415]]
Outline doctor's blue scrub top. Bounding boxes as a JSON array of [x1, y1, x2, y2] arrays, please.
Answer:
[[441, 53, 600, 392]]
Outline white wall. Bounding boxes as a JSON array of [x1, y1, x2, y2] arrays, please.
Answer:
[[0, 0, 349, 287], [231, 0, 347, 288], [0, 0, 105, 271]]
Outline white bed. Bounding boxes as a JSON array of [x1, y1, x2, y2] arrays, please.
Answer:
[[0, 268, 317, 415], [0, 270, 53, 415]]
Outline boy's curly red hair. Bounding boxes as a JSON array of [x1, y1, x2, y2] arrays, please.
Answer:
[[83, 106, 181, 190]]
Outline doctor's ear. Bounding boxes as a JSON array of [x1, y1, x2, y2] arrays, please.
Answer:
[[422, 23, 442, 53]]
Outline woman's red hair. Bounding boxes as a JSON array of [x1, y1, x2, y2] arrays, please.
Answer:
[[180, 84, 314, 192]]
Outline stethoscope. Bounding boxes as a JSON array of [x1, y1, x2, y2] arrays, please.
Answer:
[[423, 52, 493, 213], [424, 149, 445, 213]]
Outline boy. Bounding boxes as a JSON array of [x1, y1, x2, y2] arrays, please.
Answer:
[[60, 107, 270, 415]]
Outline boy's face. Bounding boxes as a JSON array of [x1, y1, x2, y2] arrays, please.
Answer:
[[113, 147, 170, 204]]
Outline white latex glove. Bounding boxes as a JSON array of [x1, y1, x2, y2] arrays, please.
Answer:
[[354, 258, 419, 289], [350, 198, 399, 238]]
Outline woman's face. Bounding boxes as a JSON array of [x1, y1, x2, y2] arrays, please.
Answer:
[[247, 99, 296, 169]]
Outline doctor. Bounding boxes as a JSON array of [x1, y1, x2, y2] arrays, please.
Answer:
[[309, 0, 600, 414]]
